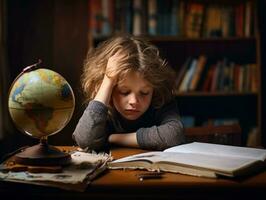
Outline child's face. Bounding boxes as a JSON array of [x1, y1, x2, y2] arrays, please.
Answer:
[[112, 71, 153, 120]]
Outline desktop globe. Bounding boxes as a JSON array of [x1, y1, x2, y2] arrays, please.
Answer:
[[8, 66, 75, 138], [8, 60, 75, 165]]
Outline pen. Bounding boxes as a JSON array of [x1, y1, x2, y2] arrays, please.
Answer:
[[137, 172, 164, 181]]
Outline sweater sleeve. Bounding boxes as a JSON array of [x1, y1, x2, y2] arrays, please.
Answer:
[[136, 100, 185, 150], [72, 100, 109, 150]]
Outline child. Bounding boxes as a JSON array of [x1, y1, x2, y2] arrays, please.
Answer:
[[73, 35, 185, 151]]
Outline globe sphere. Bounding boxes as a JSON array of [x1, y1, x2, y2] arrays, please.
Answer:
[[8, 68, 75, 139]]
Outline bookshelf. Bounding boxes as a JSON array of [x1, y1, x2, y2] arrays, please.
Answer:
[[4, 0, 264, 149], [88, 0, 261, 146]]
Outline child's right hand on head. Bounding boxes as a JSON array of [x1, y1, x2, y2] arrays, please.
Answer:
[[105, 52, 125, 85], [94, 52, 125, 105]]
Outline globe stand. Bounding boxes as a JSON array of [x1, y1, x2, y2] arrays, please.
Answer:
[[14, 137, 71, 166]]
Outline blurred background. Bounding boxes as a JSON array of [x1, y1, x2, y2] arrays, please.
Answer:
[[1, 0, 266, 157]]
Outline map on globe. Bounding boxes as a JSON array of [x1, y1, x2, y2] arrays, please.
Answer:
[[8, 68, 75, 139]]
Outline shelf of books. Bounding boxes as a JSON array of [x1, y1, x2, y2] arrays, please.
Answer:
[[88, 0, 261, 146]]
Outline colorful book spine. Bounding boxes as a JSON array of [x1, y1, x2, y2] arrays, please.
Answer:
[[148, 0, 157, 35]]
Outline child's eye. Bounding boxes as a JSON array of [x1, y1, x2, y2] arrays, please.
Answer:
[[119, 91, 130, 96], [140, 91, 149, 96]]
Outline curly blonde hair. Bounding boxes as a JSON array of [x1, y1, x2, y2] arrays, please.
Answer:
[[81, 35, 176, 108]]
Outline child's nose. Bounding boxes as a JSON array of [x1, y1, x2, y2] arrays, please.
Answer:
[[128, 94, 138, 105]]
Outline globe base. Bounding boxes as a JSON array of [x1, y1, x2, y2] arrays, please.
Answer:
[[14, 141, 71, 166]]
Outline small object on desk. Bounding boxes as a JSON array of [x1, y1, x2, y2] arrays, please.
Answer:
[[137, 172, 164, 181]]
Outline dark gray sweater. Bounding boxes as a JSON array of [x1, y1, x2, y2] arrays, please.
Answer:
[[72, 100, 185, 151]]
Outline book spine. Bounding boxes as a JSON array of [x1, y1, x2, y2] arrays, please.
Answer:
[[148, 0, 157, 35], [133, 0, 142, 36]]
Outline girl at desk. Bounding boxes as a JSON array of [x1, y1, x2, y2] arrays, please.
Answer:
[[73, 35, 185, 151]]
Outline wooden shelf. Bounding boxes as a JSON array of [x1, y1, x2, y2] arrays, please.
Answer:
[[148, 36, 256, 43], [93, 35, 256, 47], [175, 91, 259, 97]]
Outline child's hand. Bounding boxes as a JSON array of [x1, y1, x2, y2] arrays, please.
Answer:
[[94, 52, 126, 105], [105, 52, 125, 85]]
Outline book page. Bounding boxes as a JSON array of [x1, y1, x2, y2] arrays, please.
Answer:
[[110, 151, 258, 175], [164, 142, 266, 161]]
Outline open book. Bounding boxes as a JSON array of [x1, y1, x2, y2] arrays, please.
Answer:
[[108, 142, 266, 178]]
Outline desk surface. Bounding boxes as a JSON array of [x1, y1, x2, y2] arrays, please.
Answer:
[[1, 147, 266, 200]]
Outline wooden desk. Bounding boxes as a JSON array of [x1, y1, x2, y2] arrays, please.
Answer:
[[0, 147, 266, 200]]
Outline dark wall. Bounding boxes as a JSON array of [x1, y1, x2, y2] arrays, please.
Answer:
[[3, 0, 88, 154], [51, 0, 88, 145], [259, 0, 266, 147], [7, 0, 54, 79]]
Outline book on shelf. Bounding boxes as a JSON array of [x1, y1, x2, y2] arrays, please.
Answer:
[[189, 55, 207, 91], [88, 0, 255, 38], [108, 142, 266, 178], [244, 0, 252, 37], [202, 64, 215, 92], [147, 0, 157, 35], [220, 5, 234, 37], [235, 3, 245, 37], [131, 0, 148, 36], [132, 0, 142, 35], [204, 118, 239, 126], [101, 0, 113, 36], [185, 2, 204, 38], [170, 0, 179, 35], [89, 0, 103, 37], [178, 58, 197, 92], [204, 5, 220, 37], [177, 56, 258, 93], [175, 57, 192, 90]]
